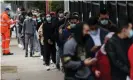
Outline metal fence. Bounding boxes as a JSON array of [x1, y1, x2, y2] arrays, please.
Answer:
[[69, 1, 133, 25]]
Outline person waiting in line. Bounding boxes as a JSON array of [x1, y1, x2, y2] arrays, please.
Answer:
[[56, 12, 66, 70], [86, 17, 108, 58], [22, 12, 36, 57], [57, 14, 80, 70], [43, 14, 56, 71], [98, 8, 117, 32], [92, 32, 114, 80], [128, 43, 133, 80], [63, 22, 97, 80], [105, 18, 133, 80]]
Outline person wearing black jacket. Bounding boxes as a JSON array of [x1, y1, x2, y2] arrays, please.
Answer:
[[105, 18, 133, 80], [43, 14, 56, 71]]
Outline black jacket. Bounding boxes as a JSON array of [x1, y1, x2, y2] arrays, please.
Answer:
[[86, 28, 108, 58], [105, 34, 131, 80], [43, 22, 56, 43]]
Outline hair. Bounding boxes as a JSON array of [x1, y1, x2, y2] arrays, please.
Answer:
[[27, 11, 33, 17], [69, 15, 80, 20], [100, 8, 108, 15], [87, 17, 98, 26], [116, 17, 129, 33], [73, 22, 87, 46]]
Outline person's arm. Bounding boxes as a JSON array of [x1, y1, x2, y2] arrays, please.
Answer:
[[63, 42, 84, 70], [105, 41, 129, 74]]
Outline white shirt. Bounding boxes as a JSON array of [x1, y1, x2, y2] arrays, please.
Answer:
[[90, 29, 102, 46]]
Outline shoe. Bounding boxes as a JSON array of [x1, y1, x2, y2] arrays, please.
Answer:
[[46, 65, 50, 71], [56, 64, 60, 70], [3, 52, 14, 55], [18, 44, 23, 48], [33, 52, 40, 57], [25, 55, 28, 57], [52, 64, 56, 69], [40, 56, 43, 60]]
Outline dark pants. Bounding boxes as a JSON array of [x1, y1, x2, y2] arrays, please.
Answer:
[[44, 42, 56, 66], [25, 33, 34, 56]]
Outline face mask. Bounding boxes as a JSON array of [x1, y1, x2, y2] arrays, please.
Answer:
[[129, 30, 133, 38], [100, 19, 109, 25], [28, 17, 32, 20], [90, 30, 98, 35], [70, 23, 76, 28], [46, 17, 51, 22]]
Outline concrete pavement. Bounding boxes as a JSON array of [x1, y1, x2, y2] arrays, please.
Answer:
[[1, 38, 64, 80]]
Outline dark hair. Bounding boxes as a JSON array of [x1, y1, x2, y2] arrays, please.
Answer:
[[69, 15, 79, 20], [27, 12, 33, 17], [87, 17, 98, 26], [73, 22, 87, 46], [100, 8, 108, 15], [116, 18, 129, 33]]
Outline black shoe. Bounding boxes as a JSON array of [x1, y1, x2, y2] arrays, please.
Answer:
[[56, 64, 60, 70], [3, 53, 13, 55], [30, 53, 33, 57], [25, 54, 28, 57]]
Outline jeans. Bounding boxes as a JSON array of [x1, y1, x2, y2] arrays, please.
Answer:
[[56, 44, 63, 65]]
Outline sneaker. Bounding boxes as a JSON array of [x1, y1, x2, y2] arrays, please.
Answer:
[[33, 52, 40, 57], [50, 60, 53, 64], [56, 64, 60, 70], [18, 44, 23, 48], [40, 56, 43, 60], [46, 66, 50, 71]]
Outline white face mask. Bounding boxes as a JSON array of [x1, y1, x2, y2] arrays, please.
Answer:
[[46, 17, 51, 22], [100, 19, 109, 25], [28, 17, 32, 20]]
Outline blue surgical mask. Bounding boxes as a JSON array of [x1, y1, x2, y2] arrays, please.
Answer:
[[46, 17, 51, 22], [90, 30, 98, 35], [100, 19, 109, 25], [129, 30, 133, 38]]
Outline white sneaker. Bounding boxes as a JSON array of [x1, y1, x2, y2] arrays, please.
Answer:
[[46, 66, 50, 71], [18, 44, 23, 48], [50, 60, 53, 64], [33, 52, 40, 57], [40, 56, 43, 60]]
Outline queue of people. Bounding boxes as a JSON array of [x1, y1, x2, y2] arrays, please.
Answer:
[[1, 7, 133, 80]]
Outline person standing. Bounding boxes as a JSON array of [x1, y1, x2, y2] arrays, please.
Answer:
[[1, 7, 16, 55], [128, 44, 133, 80], [105, 18, 133, 80], [63, 22, 97, 80], [43, 14, 56, 70], [22, 12, 36, 57], [86, 17, 108, 58]]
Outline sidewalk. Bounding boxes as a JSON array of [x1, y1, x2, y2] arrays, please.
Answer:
[[1, 38, 64, 80]]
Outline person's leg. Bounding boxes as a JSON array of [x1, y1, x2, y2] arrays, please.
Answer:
[[56, 44, 60, 69], [44, 43, 51, 66], [51, 43, 56, 64], [25, 34, 29, 57], [29, 34, 34, 57]]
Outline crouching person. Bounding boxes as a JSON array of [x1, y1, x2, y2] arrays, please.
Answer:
[[62, 23, 97, 80]]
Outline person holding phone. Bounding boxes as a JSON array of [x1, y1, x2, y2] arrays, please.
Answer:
[[86, 17, 108, 58], [63, 22, 97, 80]]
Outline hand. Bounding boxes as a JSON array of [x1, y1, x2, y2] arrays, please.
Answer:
[[91, 46, 100, 52], [84, 58, 97, 66], [95, 70, 101, 78], [48, 39, 53, 45], [59, 28, 62, 34]]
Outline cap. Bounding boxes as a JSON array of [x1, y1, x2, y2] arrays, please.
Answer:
[[5, 8, 10, 11]]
